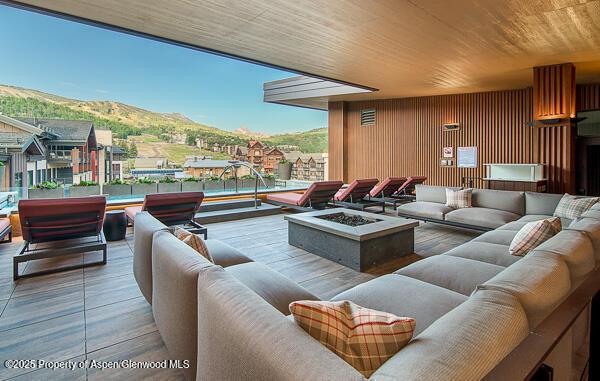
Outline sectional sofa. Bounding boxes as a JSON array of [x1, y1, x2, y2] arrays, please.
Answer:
[[133, 195, 600, 381]]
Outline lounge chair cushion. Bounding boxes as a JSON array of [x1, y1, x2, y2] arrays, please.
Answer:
[[397, 201, 453, 221], [369, 177, 406, 197], [331, 274, 467, 336], [334, 178, 378, 201], [0, 218, 10, 233], [443, 241, 521, 267], [226, 262, 319, 315], [395, 256, 504, 296], [125, 205, 143, 221], [372, 289, 529, 381], [445, 207, 521, 229], [473, 230, 519, 246], [479, 253, 571, 328], [267, 192, 303, 206]]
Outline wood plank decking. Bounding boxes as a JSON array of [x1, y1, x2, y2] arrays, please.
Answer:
[[0, 213, 479, 380]]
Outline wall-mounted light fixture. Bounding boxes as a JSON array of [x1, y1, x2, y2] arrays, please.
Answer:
[[443, 123, 460, 131]]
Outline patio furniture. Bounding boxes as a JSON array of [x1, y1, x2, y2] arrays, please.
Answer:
[[0, 217, 12, 243], [13, 196, 107, 280], [331, 178, 385, 212], [103, 210, 127, 241], [124, 191, 207, 238], [266, 181, 343, 211], [393, 176, 428, 199], [366, 176, 407, 210]]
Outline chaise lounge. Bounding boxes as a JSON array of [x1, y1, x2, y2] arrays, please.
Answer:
[[266, 180, 343, 211], [331, 178, 385, 212]]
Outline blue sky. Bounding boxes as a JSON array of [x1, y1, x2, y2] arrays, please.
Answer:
[[0, 5, 327, 134]]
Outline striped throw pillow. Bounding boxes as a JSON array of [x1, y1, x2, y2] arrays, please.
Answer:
[[554, 194, 599, 220], [445, 188, 472, 208], [509, 217, 560, 257], [289, 300, 415, 377], [173, 226, 213, 262]]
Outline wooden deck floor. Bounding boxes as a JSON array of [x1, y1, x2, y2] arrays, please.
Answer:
[[0, 213, 479, 380]]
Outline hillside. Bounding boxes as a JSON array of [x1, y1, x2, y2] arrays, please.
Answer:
[[0, 84, 327, 153]]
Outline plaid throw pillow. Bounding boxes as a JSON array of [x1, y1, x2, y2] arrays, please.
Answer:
[[554, 194, 599, 220], [172, 226, 213, 262], [445, 188, 472, 209], [509, 217, 561, 257], [289, 300, 415, 377]]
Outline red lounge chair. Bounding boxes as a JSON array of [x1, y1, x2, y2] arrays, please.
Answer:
[[125, 192, 207, 237], [332, 178, 385, 212], [14, 196, 107, 280], [366, 177, 407, 210], [266, 181, 343, 211], [393, 176, 428, 199], [0, 217, 12, 243]]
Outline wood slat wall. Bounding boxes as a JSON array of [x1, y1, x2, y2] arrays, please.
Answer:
[[577, 83, 600, 112], [533, 64, 576, 120], [328, 88, 533, 188]]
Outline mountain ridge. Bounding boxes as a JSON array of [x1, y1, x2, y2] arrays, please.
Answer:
[[0, 84, 327, 153]]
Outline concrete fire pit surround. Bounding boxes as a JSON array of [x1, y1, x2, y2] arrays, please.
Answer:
[[285, 208, 418, 271]]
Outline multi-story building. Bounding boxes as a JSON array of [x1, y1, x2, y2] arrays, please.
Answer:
[[183, 157, 250, 178], [245, 140, 264, 168], [285, 151, 328, 181], [263, 147, 284, 174], [0, 115, 109, 188]]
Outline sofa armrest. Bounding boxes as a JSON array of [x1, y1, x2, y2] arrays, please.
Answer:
[[133, 212, 168, 304], [196, 266, 365, 381]]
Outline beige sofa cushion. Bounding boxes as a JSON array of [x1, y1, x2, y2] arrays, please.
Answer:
[[444, 241, 521, 267], [395, 256, 504, 296], [473, 229, 518, 246], [479, 254, 571, 328], [445, 207, 521, 229], [529, 230, 595, 286], [581, 203, 600, 220], [331, 274, 467, 336], [472, 188, 525, 215], [206, 240, 253, 267], [371, 289, 529, 381], [396, 201, 453, 220], [196, 266, 366, 381], [225, 262, 319, 315], [133, 212, 169, 304], [151, 230, 214, 381], [566, 218, 600, 260]]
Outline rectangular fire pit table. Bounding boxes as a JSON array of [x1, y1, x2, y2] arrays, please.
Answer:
[[285, 208, 419, 272]]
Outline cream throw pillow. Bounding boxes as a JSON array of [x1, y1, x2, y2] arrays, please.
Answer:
[[509, 217, 561, 257], [445, 188, 472, 209]]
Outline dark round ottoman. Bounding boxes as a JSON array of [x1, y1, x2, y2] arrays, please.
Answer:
[[103, 210, 127, 241]]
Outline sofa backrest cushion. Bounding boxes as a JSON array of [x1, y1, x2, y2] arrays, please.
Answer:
[[416, 185, 459, 204], [529, 230, 595, 286], [472, 189, 525, 215], [566, 218, 600, 261], [133, 212, 168, 304], [196, 266, 365, 381], [525, 192, 564, 216], [151, 230, 213, 381], [581, 203, 600, 220], [480, 254, 571, 328], [371, 289, 529, 381]]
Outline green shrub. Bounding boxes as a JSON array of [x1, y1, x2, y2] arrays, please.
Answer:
[[159, 177, 178, 183], [33, 181, 60, 189], [278, 159, 290, 164], [73, 180, 97, 187], [206, 175, 221, 181], [108, 179, 128, 185], [239, 174, 256, 180], [262, 173, 276, 180], [136, 177, 155, 184], [183, 177, 201, 182]]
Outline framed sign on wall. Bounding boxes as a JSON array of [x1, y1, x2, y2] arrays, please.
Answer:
[[443, 146, 453, 158], [457, 146, 477, 168]]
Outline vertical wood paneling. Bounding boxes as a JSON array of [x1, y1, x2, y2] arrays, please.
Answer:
[[533, 64, 576, 120], [328, 88, 533, 187], [577, 83, 600, 111]]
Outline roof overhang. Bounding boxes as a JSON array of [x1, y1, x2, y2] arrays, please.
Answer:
[[22, 135, 45, 156], [0, 114, 44, 135], [5, 1, 600, 101]]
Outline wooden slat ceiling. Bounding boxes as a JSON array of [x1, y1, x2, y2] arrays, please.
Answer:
[[10, 0, 600, 100]]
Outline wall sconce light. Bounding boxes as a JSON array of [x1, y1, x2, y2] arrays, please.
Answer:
[[443, 123, 460, 131]]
